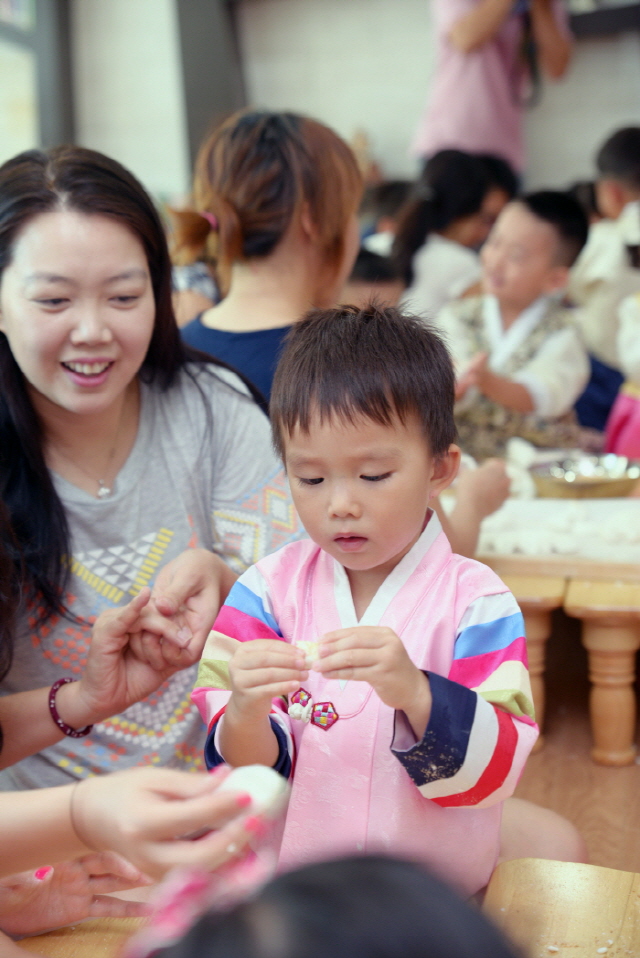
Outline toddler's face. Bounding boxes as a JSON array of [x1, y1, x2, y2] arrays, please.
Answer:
[[480, 202, 568, 314], [284, 411, 458, 585]]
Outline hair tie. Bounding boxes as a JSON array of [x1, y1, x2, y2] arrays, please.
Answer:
[[200, 211, 218, 231]]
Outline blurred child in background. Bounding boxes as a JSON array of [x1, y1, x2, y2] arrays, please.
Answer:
[[569, 128, 640, 431], [394, 151, 510, 319], [438, 191, 589, 461]]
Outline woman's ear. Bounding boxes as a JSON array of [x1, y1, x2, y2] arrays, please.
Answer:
[[299, 202, 319, 243], [430, 444, 461, 496]]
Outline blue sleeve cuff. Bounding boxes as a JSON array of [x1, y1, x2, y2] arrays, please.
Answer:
[[204, 716, 292, 780], [391, 671, 478, 787]]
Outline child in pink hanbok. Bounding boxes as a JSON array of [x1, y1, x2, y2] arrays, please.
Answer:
[[193, 304, 583, 897]]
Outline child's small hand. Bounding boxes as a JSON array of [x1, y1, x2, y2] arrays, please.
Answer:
[[456, 352, 488, 399], [228, 639, 308, 719], [314, 627, 432, 738], [456, 457, 510, 519]]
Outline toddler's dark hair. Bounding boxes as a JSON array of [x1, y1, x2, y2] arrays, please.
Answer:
[[519, 190, 589, 267], [270, 304, 457, 460], [596, 127, 640, 191], [157, 855, 519, 958]]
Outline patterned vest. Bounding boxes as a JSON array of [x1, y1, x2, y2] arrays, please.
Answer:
[[454, 298, 582, 461]]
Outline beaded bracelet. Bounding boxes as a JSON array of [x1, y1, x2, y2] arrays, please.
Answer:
[[48, 677, 94, 738]]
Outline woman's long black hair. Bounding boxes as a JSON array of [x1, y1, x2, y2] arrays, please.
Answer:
[[0, 146, 265, 632], [392, 150, 490, 287]]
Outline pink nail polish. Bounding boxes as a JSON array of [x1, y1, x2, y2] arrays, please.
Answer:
[[34, 867, 53, 881], [236, 792, 252, 808], [244, 815, 268, 838]]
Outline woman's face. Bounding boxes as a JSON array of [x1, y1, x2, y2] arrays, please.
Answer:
[[0, 210, 155, 421]]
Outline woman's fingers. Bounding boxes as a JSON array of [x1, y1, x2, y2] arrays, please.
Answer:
[[74, 851, 149, 885], [88, 895, 150, 919], [144, 814, 254, 875]]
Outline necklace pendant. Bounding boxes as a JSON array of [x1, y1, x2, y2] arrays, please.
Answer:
[[97, 481, 111, 499]]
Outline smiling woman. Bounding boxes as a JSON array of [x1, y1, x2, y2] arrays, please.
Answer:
[[0, 211, 156, 498], [0, 146, 301, 794]]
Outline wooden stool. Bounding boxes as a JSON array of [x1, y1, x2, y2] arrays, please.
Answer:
[[16, 917, 145, 958], [483, 858, 640, 957], [499, 574, 567, 750], [564, 579, 640, 766]]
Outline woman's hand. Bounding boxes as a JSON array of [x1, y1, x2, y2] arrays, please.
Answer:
[[71, 766, 262, 880], [150, 549, 238, 651], [58, 588, 197, 728], [0, 853, 150, 937]]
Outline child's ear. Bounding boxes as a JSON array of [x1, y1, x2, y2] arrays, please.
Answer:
[[596, 179, 627, 221], [542, 264, 569, 296], [430, 444, 461, 495]]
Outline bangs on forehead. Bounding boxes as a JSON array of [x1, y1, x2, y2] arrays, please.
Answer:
[[270, 304, 457, 461], [282, 386, 412, 441]]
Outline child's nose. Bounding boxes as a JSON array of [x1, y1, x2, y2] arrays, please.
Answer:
[[329, 483, 361, 518]]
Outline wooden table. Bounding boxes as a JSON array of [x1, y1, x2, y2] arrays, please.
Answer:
[[480, 552, 640, 765], [16, 918, 145, 958], [483, 858, 640, 957]]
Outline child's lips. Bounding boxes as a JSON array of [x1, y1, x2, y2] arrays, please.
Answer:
[[333, 534, 368, 553]]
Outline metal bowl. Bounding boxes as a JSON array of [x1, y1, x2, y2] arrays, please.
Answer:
[[531, 454, 640, 499]]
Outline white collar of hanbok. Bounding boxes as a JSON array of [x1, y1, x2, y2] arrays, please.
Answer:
[[482, 294, 551, 372], [618, 201, 640, 246]]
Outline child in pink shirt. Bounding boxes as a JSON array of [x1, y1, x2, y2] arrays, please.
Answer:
[[193, 304, 584, 896]]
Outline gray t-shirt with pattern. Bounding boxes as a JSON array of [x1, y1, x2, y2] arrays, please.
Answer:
[[0, 364, 298, 790]]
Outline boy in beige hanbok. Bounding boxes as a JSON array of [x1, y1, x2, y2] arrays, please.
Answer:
[[436, 191, 590, 461]]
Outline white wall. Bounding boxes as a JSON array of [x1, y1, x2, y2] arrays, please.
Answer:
[[70, 0, 190, 201], [525, 31, 640, 188], [236, 0, 434, 180], [237, 0, 640, 189]]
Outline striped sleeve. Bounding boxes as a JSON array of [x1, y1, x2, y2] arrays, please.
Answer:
[[391, 590, 538, 808], [191, 563, 294, 777]]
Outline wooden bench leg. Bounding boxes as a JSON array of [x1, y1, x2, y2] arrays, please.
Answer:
[[580, 622, 640, 766], [522, 610, 551, 752]]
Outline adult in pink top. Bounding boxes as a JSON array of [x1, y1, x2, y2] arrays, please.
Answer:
[[412, 0, 572, 173]]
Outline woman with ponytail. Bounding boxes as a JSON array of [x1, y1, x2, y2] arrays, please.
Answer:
[[394, 150, 508, 320], [175, 110, 363, 402]]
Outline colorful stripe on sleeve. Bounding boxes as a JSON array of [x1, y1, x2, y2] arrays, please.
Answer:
[[213, 565, 284, 644], [392, 591, 538, 807]]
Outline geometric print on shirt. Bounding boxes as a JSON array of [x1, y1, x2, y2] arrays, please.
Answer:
[[71, 527, 175, 601], [213, 468, 298, 572]]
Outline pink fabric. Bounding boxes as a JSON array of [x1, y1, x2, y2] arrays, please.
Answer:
[[605, 392, 640, 458], [412, 0, 569, 172], [195, 519, 537, 897]]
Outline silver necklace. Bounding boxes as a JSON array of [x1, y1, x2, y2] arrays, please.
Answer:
[[52, 444, 118, 499], [50, 413, 128, 500]]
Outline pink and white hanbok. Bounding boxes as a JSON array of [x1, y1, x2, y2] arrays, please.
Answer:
[[192, 513, 538, 896]]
